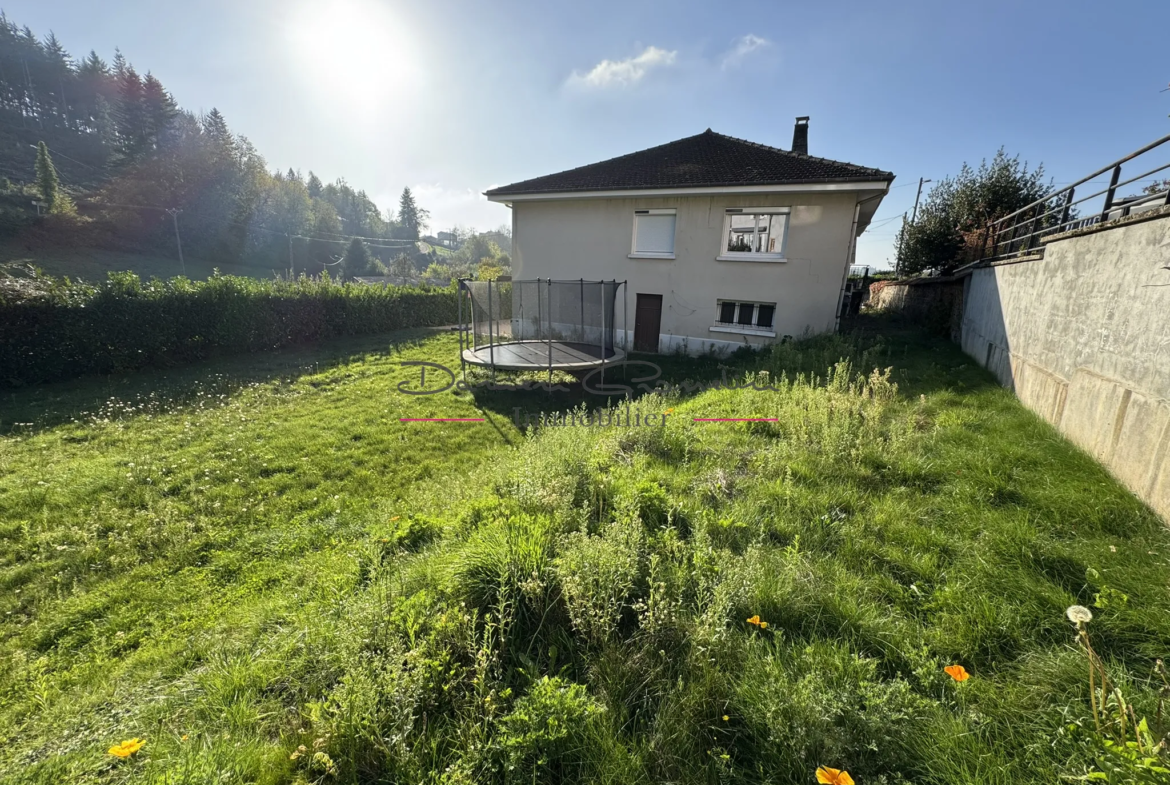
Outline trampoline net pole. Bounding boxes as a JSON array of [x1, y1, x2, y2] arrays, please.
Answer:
[[547, 278, 553, 384], [487, 278, 494, 370]]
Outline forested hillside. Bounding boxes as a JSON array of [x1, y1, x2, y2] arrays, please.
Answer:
[[0, 13, 436, 279]]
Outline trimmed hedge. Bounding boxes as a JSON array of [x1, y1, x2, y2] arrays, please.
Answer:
[[0, 271, 460, 387]]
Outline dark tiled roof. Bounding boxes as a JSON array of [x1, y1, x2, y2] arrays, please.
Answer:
[[485, 129, 894, 197]]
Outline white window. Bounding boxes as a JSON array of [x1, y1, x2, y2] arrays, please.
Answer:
[[630, 209, 676, 259], [718, 207, 789, 261], [713, 300, 776, 333]]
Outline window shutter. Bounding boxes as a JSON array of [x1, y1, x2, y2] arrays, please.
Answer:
[[634, 214, 676, 254]]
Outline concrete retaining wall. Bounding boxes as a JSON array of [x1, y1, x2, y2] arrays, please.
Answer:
[[959, 211, 1170, 520]]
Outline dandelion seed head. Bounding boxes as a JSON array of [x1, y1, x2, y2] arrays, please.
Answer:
[[1066, 605, 1093, 624]]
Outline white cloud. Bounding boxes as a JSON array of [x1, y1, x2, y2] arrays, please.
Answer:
[[721, 34, 771, 69], [567, 46, 678, 89]]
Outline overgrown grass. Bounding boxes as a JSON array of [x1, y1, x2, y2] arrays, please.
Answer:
[[1, 319, 1168, 784]]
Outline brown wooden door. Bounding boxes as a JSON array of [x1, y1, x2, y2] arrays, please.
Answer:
[[633, 294, 662, 353]]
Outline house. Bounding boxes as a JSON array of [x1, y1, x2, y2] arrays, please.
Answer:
[[484, 118, 894, 354]]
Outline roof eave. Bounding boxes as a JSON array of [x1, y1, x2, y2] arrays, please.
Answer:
[[484, 178, 894, 202]]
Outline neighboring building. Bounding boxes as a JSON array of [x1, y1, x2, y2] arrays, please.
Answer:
[[485, 118, 894, 354]]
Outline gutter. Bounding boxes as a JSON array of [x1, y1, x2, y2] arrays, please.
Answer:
[[835, 191, 887, 330]]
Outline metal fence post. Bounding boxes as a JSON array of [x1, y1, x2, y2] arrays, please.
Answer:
[[1059, 187, 1075, 231], [1100, 164, 1122, 223]]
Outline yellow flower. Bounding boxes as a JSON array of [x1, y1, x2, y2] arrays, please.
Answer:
[[944, 664, 970, 682], [391, 516, 401, 521], [181, 734, 188, 741], [759, 621, 768, 629], [665, 408, 675, 414], [816, 766, 855, 785], [722, 715, 730, 721], [747, 615, 768, 628], [108, 738, 145, 758]]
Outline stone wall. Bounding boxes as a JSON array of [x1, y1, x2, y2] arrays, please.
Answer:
[[868, 276, 966, 340], [959, 209, 1170, 521]]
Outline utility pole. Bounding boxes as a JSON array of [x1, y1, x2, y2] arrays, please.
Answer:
[[288, 233, 294, 278], [166, 208, 185, 276], [894, 212, 908, 278], [894, 178, 932, 278], [911, 177, 931, 225]]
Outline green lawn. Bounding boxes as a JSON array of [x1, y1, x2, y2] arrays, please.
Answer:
[[1, 322, 1168, 784]]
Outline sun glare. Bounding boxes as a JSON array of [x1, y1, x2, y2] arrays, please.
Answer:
[[285, 0, 421, 110]]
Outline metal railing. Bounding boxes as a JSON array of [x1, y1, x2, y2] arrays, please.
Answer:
[[982, 133, 1170, 261]]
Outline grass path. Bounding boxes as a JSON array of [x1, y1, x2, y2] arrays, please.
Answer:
[[1, 322, 1168, 784]]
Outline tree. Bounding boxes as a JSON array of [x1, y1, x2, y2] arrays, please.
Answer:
[[141, 72, 177, 148], [114, 64, 147, 160], [396, 186, 428, 240], [895, 148, 1049, 276], [341, 237, 375, 278], [390, 252, 414, 279], [306, 172, 323, 198], [34, 141, 74, 214]]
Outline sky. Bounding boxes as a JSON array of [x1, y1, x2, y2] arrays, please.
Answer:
[[10, 0, 1170, 269]]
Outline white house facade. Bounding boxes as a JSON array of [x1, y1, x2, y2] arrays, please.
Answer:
[[485, 119, 894, 355]]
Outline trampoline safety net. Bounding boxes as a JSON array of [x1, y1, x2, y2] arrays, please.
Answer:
[[459, 278, 625, 368]]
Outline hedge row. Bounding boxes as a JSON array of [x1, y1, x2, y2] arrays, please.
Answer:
[[0, 271, 460, 387]]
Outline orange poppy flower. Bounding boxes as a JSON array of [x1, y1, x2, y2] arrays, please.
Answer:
[[816, 766, 855, 785], [944, 664, 970, 682]]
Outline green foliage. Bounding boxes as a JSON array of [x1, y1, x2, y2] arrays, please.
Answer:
[[341, 237, 375, 278], [33, 141, 75, 215], [0, 270, 458, 386], [896, 149, 1050, 275], [555, 520, 644, 644], [498, 676, 604, 776], [395, 186, 428, 241]]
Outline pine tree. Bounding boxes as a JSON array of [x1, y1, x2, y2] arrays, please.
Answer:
[[79, 50, 108, 76], [342, 237, 373, 278], [307, 172, 323, 199], [115, 64, 146, 159], [92, 95, 117, 149], [34, 141, 74, 214], [397, 186, 426, 240], [141, 72, 177, 148], [202, 108, 232, 145]]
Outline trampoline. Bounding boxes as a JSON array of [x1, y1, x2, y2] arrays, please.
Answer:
[[458, 278, 627, 374]]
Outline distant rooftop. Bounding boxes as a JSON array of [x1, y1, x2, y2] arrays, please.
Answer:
[[485, 129, 894, 197]]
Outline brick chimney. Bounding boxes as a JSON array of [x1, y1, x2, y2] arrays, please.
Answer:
[[792, 116, 809, 155]]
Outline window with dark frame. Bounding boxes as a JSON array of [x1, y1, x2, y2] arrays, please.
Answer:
[[715, 300, 776, 332]]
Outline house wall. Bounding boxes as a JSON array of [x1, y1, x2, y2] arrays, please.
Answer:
[[958, 210, 1170, 521], [509, 191, 862, 354]]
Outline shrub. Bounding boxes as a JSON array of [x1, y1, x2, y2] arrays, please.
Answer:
[[0, 270, 459, 386], [555, 520, 644, 645], [498, 676, 603, 779]]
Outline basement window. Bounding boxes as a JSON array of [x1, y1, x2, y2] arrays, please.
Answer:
[[713, 300, 776, 334], [718, 207, 789, 261], [630, 209, 676, 259]]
